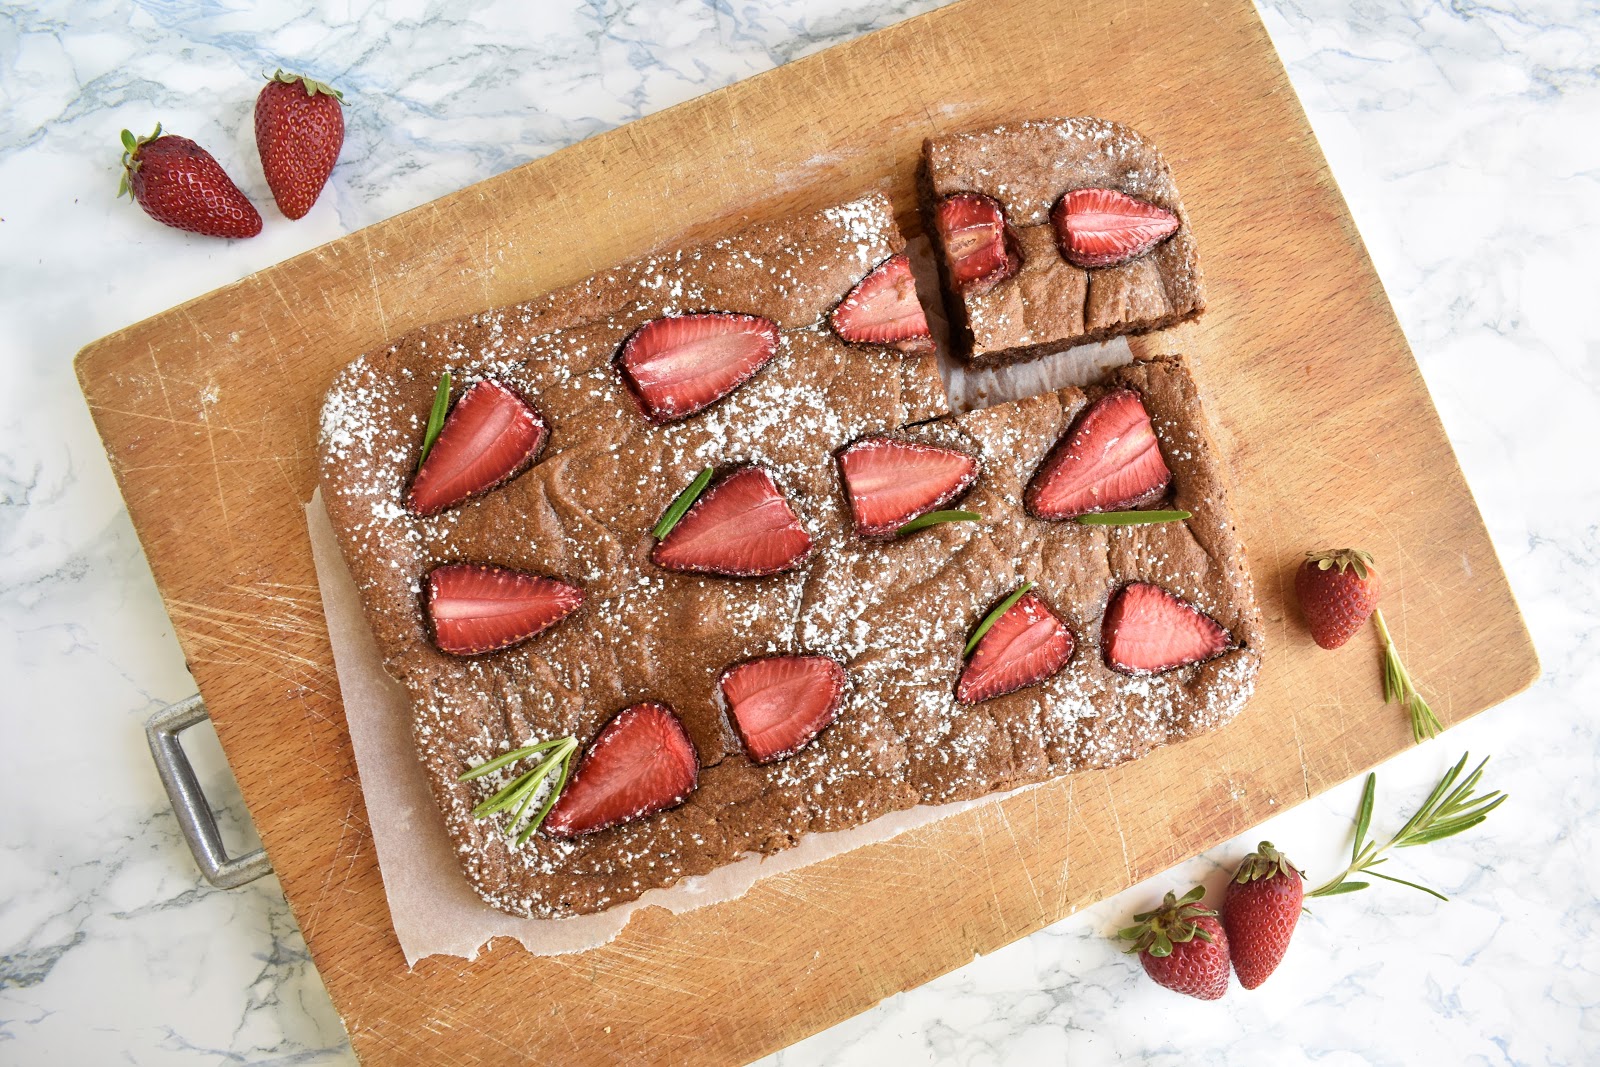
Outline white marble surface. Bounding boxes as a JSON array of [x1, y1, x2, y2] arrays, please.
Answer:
[[1, 0, 1595, 1062]]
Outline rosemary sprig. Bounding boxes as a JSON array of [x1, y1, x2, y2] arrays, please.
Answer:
[[1076, 509, 1192, 526], [898, 509, 982, 535], [460, 736, 579, 843], [1307, 752, 1506, 900], [416, 370, 452, 469], [1373, 607, 1442, 743], [652, 467, 714, 539], [965, 581, 1033, 656]]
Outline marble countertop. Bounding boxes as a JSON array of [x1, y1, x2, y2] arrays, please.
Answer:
[[2, 0, 1595, 1062]]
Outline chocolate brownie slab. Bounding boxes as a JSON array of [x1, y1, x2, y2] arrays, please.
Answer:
[[921, 117, 1205, 368], [321, 194, 1258, 918]]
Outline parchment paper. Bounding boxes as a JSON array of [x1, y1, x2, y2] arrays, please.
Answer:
[[306, 261, 1136, 963]]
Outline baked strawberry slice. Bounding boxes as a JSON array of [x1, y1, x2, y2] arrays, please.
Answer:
[[407, 379, 547, 516], [1102, 582, 1233, 674], [957, 591, 1075, 704], [934, 192, 1019, 294], [1051, 187, 1179, 268], [830, 254, 933, 353], [720, 655, 847, 763], [615, 312, 780, 423], [651, 466, 811, 577], [1025, 389, 1171, 520], [544, 702, 699, 839], [837, 436, 979, 538], [425, 563, 583, 656]]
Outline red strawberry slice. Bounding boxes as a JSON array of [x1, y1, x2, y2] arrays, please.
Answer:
[[651, 466, 812, 577], [1051, 188, 1180, 268], [1025, 389, 1171, 520], [837, 436, 979, 538], [830, 254, 934, 353], [934, 192, 1019, 294], [957, 591, 1075, 704], [425, 563, 583, 656], [720, 655, 847, 763], [616, 313, 779, 423], [407, 379, 547, 516], [544, 702, 699, 839], [1102, 582, 1232, 674]]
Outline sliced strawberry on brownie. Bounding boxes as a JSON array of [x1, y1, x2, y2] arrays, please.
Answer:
[[830, 253, 933, 353], [720, 655, 847, 764], [934, 192, 1020, 294], [425, 563, 583, 656], [651, 466, 812, 577], [615, 312, 779, 423], [1102, 582, 1232, 674], [1051, 188, 1179, 269], [407, 379, 547, 516], [1025, 389, 1171, 520], [957, 589, 1075, 704], [838, 435, 979, 538], [544, 702, 699, 838]]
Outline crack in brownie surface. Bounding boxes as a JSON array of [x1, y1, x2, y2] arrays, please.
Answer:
[[320, 193, 1258, 918]]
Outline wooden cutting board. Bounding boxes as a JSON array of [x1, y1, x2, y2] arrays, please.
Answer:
[[75, 0, 1538, 1062]]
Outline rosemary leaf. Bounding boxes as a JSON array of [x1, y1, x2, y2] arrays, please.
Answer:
[[1075, 509, 1192, 526], [416, 370, 452, 469], [517, 738, 578, 845], [1367, 870, 1448, 901], [458, 736, 569, 782], [1353, 773, 1375, 860], [472, 765, 542, 819], [897, 510, 982, 536], [652, 467, 714, 540], [964, 581, 1034, 657]]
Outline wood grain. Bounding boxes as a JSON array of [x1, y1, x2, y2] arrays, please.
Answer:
[[75, 0, 1538, 1063]]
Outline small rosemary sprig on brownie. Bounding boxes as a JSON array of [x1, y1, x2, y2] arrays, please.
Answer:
[[1308, 752, 1505, 900], [652, 467, 714, 539], [965, 580, 1033, 656], [1076, 509, 1191, 526], [416, 370, 452, 469], [898, 509, 981, 535], [460, 735, 579, 844]]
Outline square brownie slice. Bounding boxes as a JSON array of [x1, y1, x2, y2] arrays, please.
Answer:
[[921, 117, 1206, 368]]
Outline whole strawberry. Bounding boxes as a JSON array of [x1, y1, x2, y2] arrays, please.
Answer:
[[1222, 841, 1304, 989], [255, 70, 345, 219], [1296, 547, 1380, 649], [118, 124, 262, 238], [1118, 885, 1230, 1000]]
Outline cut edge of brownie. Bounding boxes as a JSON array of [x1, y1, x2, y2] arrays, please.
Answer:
[[919, 116, 1206, 369]]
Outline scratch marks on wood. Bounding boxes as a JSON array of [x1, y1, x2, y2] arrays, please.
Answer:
[[360, 231, 390, 340], [165, 581, 335, 699], [1102, 774, 1133, 883]]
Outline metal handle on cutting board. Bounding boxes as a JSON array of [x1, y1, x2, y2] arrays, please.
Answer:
[[146, 695, 273, 889]]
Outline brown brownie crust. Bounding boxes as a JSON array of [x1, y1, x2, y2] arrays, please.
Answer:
[[320, 194, 1258, 919], [921, 117, 1206, 368]]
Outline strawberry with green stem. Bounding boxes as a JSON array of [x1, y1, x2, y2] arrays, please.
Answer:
[[1118, 885, 1231, 1000], [1222, 842, 1304, 989], [118, 124, 262, 238], [1296, 547, 1442, 742], [255, 70, 346, 219]]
